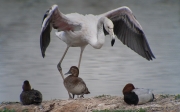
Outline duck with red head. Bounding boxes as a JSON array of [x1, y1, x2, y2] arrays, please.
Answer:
[[64, 66, 90, 99], [20, 80, 42, 105], [122, 83, 154, 105]]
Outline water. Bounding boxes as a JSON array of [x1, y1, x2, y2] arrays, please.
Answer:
[[0, 0, 180, 102]]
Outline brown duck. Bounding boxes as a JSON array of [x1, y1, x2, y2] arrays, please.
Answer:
[[64, 66, 90, 99], [20, 80, 42, 105]]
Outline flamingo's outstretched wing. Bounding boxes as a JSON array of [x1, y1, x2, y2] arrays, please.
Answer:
[[40, 5, 81, 57], [102, 6, 155, 60]]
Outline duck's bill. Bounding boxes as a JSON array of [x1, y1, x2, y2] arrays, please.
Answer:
[[64, 71, 71, 75]]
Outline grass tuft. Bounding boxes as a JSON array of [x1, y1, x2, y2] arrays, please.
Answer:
[[95, 94, 110, 98], [175, 94, 180, 100], [93, 108, 147, 112], [0, 108, 16, 112], [160, 94, 172, 98]]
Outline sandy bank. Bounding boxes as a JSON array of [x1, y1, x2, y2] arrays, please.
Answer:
[[0, 95, 180, 112]]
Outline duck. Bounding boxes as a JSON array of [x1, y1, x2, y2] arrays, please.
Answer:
[[122, 83, 154, 105], [64, 66, 90, 99], [20, 80, 42, 105]]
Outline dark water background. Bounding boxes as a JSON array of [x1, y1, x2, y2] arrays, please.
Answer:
[[0, 0, 180, 102]]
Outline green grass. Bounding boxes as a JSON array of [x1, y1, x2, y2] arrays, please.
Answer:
[[160, 94, 180, 100], [1, 102, 19, 105], [22, 109, 28, 112], [0, 108, 16, 112], [95, 94, 110, 98], [175, 94, 180, 100], [160, 94, 172, 98], [93, 108, 146, 112], [0, 108, 29, 112]]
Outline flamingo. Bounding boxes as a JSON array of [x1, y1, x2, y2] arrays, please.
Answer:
[[40, 4, 155, 98]]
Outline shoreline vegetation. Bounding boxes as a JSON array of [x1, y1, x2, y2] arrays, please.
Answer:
[[0, 94, 180, 112]]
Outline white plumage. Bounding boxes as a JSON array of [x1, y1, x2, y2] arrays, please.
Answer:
[[40, 4, 155, 98], [132, 88, 154, 105]]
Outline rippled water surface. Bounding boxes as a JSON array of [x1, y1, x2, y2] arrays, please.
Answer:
[[0, 0, 180, 102]]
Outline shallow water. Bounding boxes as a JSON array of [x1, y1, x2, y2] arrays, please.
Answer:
[[0, 0, 180, 102]]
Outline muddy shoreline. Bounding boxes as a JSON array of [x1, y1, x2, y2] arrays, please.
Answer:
[[0, 94, 180, 112]]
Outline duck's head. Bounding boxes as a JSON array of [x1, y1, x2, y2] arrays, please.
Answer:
[[122, 83, 135, 95], [65, 66, 79, 77], [22, 80, 31, 91]]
